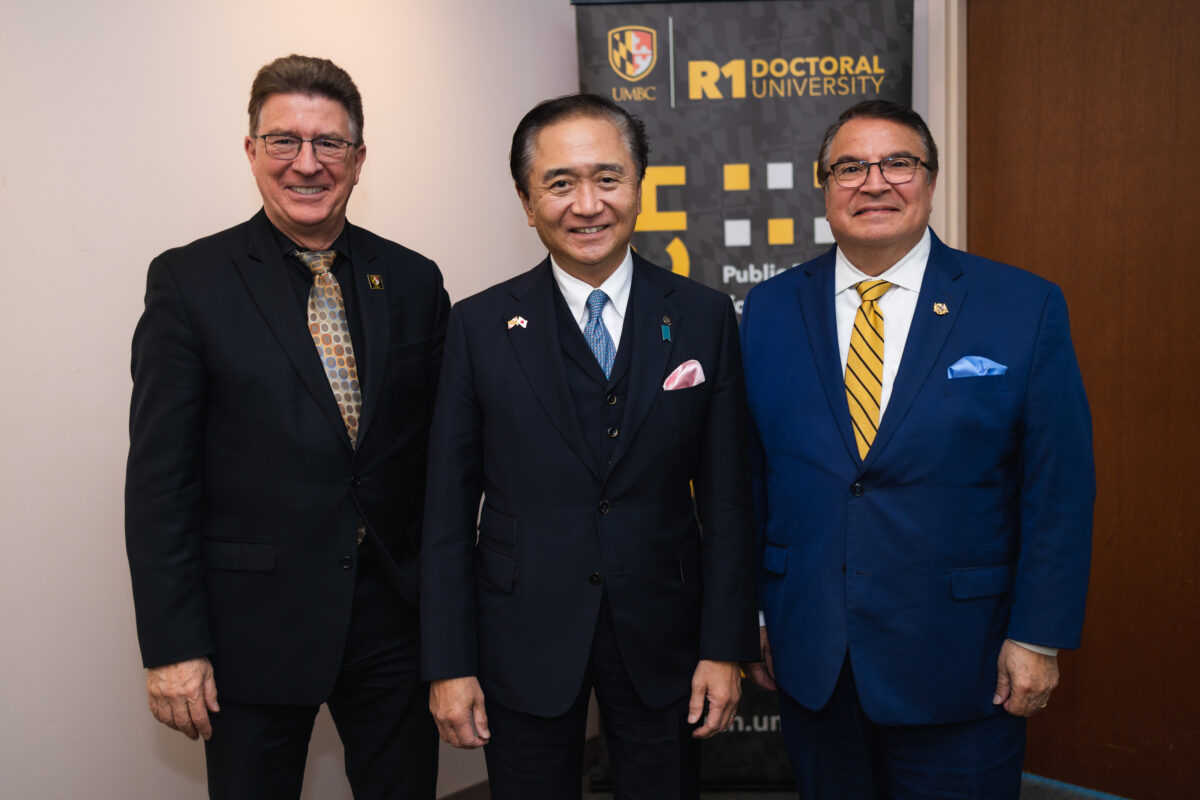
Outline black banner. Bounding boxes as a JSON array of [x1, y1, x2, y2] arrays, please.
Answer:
[[576, 0, 913, 313]]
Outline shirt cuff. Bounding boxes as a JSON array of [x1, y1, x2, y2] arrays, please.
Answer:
[[1008, 638, 1058, 657]]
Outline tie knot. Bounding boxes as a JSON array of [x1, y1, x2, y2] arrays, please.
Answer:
[[856, 280, 892, 303], [586, 289, 609, 321], [291, 249, 338, 276]]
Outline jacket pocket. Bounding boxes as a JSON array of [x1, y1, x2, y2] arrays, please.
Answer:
[[204, 540, 277, 572], [950, 563, 1012, 599], [478, 505, 517, 551], [476, 545, 515, 592], [389, 335, 435, 361], [763, 542, 788, 576], [944, 375, 1009, 395]]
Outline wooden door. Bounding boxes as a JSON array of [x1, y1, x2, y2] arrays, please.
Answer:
[[967, 2, 1200, 797]]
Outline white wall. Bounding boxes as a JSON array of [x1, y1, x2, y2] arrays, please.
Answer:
[[0, 2, 960, 797], [0, 2, 575, 798]]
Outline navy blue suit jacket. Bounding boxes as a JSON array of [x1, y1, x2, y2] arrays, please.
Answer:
[[741, 231, 1094, 725], [126, 210, 448, 704], [420, 254, 758, 717]]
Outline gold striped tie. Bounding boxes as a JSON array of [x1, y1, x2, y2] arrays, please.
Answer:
[[846, 280, 892, 459]]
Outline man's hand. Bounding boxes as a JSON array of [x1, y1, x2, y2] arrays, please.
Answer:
[[993, 639, 1059, 717], [688, 659, 742, 738], [430, 676, 491, 748], [743, 626, 777, 691], [146, 657, 219, 741]]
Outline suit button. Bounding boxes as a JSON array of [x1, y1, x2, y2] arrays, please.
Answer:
[[598, 500, 611, 514], [340, 556, 354, 569], [605, 393, 618, 406], [850, 482, 864, 497], [589, 572, 603, 585], [350, 474, 362, 488], [607, 427, 619, 439]]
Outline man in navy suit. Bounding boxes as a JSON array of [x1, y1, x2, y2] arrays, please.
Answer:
[[740, 101, 1094, 798], [420, 94, 758, 799], [125, 55, 445, 798]]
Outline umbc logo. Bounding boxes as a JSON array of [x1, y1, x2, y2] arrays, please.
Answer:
[[609, 26, 657, 82]]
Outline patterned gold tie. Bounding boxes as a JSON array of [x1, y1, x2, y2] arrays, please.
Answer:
[[292, 249, 362, 447], [845, 280, 892, 459]]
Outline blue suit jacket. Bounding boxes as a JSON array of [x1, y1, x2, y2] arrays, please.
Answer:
[[741, 231, 1094, 726], [420, 254, 759, 717]]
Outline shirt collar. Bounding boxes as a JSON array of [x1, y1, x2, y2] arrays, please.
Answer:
[[550, 248, 634, 324], [270, 220, 352, 275], [834, 228, 931, 294]]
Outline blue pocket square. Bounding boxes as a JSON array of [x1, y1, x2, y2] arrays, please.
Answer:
[[947, 355, 1008, 378]]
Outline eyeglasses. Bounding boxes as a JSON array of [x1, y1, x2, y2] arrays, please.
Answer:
[[827, 156, 926, 188], [255, 134, 358, 164]]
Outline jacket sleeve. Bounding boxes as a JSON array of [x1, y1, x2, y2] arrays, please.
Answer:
[[125, 256, 213, 668], [1007, 285, 1095, 648], [692, 297, 759, 662], [420, 303, 485, 680]]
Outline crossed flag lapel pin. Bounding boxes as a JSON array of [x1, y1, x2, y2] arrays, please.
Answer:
[[507, 315, 528, 330]]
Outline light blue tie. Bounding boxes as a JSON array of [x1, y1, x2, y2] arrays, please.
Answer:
[[584, 289, 616, 379]]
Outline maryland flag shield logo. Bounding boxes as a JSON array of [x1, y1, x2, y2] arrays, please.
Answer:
[[608, 26, 657, 82]]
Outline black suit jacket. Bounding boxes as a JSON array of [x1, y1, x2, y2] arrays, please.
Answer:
[[420, 254, 758, 717], [126, 210, 449, 705]]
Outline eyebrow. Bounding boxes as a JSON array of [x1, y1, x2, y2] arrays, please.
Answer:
[[832, 151, 920, 164], [262, 129, 350, 140], [540, 162, 628, 182]]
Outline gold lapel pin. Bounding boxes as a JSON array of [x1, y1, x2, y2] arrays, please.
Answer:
[[933, 302, 948, 316], [367, 274, 384, 290]]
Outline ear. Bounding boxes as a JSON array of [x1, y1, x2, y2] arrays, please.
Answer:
[[352, 142, 367, 186], [634, 181, 642, 216], [517, 185, 536, 227], [244, 135, 257, 165]]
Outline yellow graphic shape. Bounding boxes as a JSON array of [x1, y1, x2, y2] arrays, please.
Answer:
[[768, 218, 795, 246], [666, 237, 690, 277], [724, 163, 750, 191], [637, 165, 687, 231]]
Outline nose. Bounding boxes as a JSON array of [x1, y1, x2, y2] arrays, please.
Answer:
[[571, 182, 603, 216], [859, 162, 890, 192], [290, 140, 322, 175]]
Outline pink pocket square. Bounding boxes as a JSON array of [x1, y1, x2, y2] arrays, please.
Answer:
[[663, 359, 706, 390]]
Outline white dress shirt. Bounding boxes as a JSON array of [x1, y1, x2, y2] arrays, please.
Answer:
[[834, 230, 930, 418], [550, 249, 634, 349]]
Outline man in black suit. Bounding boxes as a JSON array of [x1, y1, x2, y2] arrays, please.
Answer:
[[420, 94, 758, 799], [125, 54, 446, 799]]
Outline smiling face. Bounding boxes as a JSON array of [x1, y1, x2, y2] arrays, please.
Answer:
[[245, 92, 365, 249], [823, 117, 936, 275], [518, 115, 641, 286]]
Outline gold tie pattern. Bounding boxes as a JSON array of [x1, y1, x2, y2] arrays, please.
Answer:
[[292, 249, 363, 447], [845, 280, 892, 459]]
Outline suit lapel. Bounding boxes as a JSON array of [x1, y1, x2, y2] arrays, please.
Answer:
[[347, 222, 389, 446], [506, 260, 599, 480], [797, 250, 862, 464], [232, 211, 354, 450], [608, 255, 677, 475], [865, 233, 965, 467]]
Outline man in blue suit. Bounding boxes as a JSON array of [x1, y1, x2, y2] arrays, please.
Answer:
[[740, 101, 1094, 798], [420, 94, 758, 799]]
